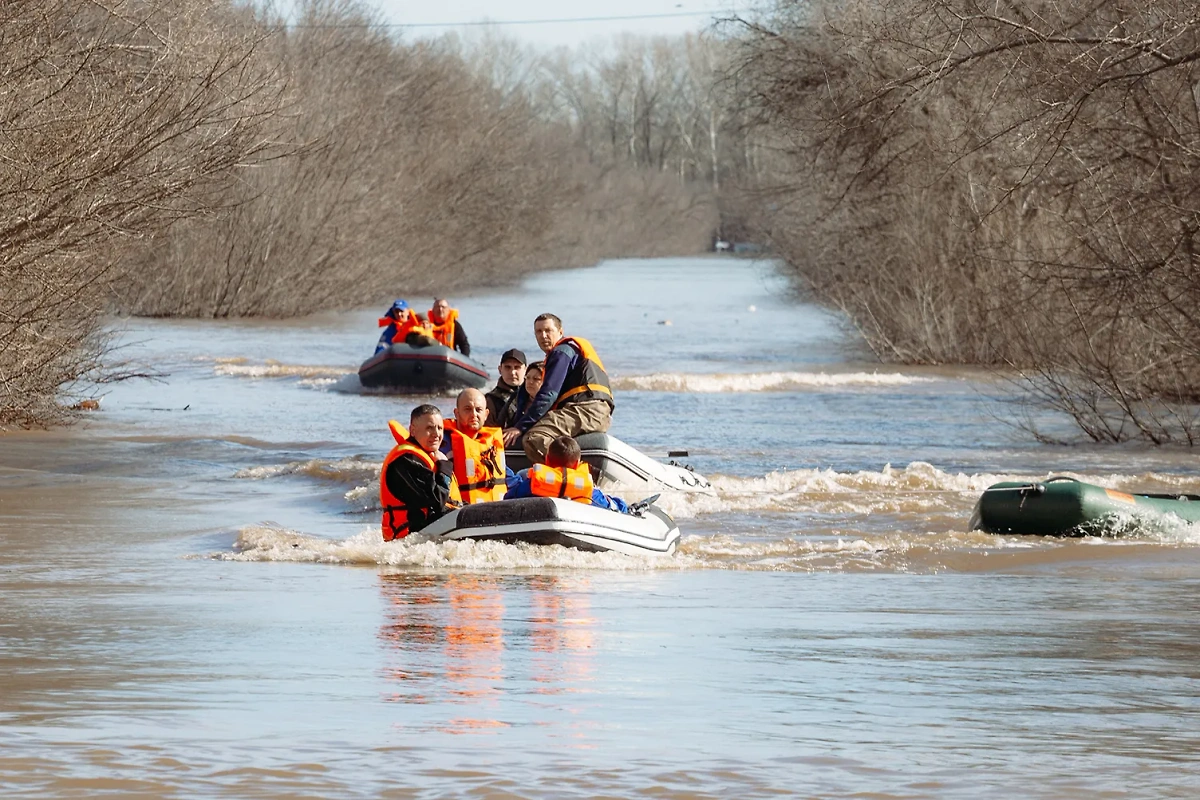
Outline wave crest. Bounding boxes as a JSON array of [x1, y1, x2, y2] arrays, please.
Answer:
[[610, 371, 934, 393], [216, 525, 690, 569]]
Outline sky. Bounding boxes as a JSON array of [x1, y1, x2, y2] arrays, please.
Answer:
[[285, 1, 763, 49]]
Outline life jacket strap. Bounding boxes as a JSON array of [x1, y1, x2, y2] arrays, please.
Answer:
[[557, 383, 613, 404], [382, 504, 410, 540]]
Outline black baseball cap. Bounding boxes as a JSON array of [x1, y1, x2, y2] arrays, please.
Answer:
[[499, 348, 527, 365]]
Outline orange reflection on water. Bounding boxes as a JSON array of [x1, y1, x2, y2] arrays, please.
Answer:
[[377, 572, 598, 737], [378, 573, 507, 732], [444, 574, 505, 702], [529, 576, 596, 695]]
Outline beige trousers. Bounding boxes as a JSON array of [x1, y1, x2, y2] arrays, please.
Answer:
[[522, 400, 613, 463]]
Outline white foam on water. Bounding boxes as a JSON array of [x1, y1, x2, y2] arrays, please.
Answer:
[[610, 371, 936, 393], [215, 524, 697, 570], [209, 357, 351, 380], [234, 456, 378, 483]]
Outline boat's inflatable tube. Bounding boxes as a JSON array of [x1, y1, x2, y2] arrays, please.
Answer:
[[505, 432, 713, 495], [971, 476, 1200, 536], [419, 496, 680, 556], [358, 342, 489, 392]]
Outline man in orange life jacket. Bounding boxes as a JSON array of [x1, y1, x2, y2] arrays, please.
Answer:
[[375, 299, 429, 354], [379, 404, 461, 541], [427, 297, 471, 357], [501, 313, 613, 464], [504, 435, 629, 513], [439, 388, 507, 504]]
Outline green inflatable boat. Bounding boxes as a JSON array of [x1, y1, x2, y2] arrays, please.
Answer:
[[970, 476, 1200, 536]]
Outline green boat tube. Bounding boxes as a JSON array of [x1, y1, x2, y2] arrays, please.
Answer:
[[970, 476, 1200, 536]]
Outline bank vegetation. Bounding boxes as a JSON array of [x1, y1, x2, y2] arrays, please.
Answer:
[[733, 0, 1200, 444], [2, 0, 763, 427], [10, 0, 1190, 445]]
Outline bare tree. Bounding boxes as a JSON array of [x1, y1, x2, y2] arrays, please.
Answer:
[[732, 0, 1200, 442], [0, 0, 284, 428]]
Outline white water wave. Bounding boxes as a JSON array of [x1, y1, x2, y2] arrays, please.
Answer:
[[234, 456, 378, 483], [610, 371, 936, 393], [216, 524, 696, 570], [210, 357, 351, 380]]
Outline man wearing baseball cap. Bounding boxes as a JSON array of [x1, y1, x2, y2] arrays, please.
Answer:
[[484, 348, 527, 429]]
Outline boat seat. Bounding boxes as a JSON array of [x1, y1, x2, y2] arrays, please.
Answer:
[[455, 497, 563, 529]]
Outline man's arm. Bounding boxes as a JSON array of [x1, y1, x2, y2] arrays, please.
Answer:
[[592, 488, 629, 513], [512, 345, 573, 431], [503, 472, 534, 500], [454, 321, 470, 356], [385, 453, 447, 532]]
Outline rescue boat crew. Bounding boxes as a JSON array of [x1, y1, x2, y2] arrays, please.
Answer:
[[380, 404, 461, 541], [374, 299, 429, 354], [502, 313, 614, 464], [440, 388, 507, 504], [504, 436, 628, 513], [427, 297, 471, 356]]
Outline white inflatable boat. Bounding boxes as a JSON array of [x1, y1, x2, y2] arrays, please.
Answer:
[[419, 496, 680, 557], [505, 432, 713, 495]]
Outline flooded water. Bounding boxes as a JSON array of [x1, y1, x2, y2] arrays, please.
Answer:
[[3, 257, 1200, 797]]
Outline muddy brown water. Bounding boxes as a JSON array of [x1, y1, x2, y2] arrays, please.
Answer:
[[2, 257, 1199, 797]]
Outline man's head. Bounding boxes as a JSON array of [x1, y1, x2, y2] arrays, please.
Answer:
[[408, 404, 443, 453], [524, 361, 544, 395], [498, 348, 526, 388], [454, 388, 488, 436], [545, 435, 582, 469], [388, 299, 410, 320], [533, 313, 563, 354], [431, 298, 451, 322]]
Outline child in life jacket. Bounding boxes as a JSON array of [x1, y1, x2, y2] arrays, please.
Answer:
[[504, 435, 629, 513]]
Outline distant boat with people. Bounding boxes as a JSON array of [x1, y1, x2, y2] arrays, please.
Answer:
[[358, 342, 489, 392]]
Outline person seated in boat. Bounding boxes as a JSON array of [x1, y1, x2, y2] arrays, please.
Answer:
[[511, 361, 544, 423], [502, 313, 614, 464], [504, 435, 629, 513], [379, 404, 462, 541], [484, 349, 526, 429], [374, 300, 431, 354], [439, 388, 506, 504], [427, 297, 471, 357]]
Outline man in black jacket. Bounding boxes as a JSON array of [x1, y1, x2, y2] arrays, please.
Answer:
[[484, 348, 526, 429], [381, 405, 459, 539]]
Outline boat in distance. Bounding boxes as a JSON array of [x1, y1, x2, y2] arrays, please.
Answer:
[[419, 496, 680, 557], [358, 342, 489, 392], [970, 476, 1200, 536], [505, 432, 713, 495]]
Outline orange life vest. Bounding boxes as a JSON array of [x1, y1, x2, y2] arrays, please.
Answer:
[[380, 420, 461, 541], [377, 311, 427, 345], [552, 336, 614, 410], [442, 419, 507, 504], [427, 307, 459, 349], [529, 463, 594, 504]]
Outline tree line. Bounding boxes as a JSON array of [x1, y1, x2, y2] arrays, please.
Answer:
[[731, 0, 1200, 444], [7, 0, 1195, 445], [1, 0, 747, 427]]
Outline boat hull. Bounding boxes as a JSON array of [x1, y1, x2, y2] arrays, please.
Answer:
[[419, 496, 680, 557], [970, 477, 1200, 536], [358, 343, 489, 392], [505, 432, 713, 495]]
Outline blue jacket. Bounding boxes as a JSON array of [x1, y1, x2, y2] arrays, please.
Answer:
[[504, 469, 629, 513], [512, 341, 578, 432]]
